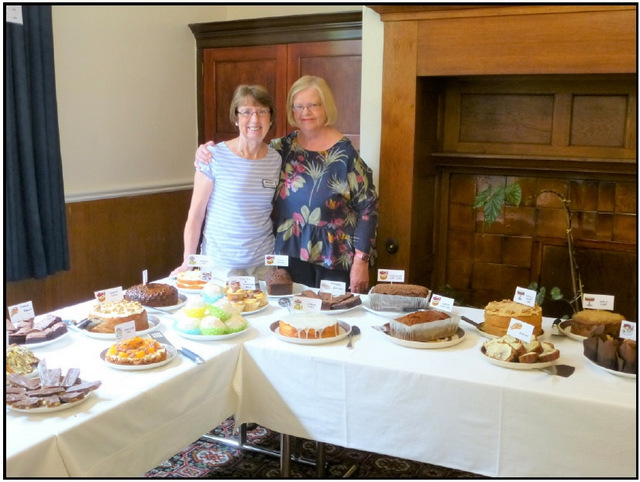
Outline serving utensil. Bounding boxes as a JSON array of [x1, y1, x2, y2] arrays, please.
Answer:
[[278, 298, 292, 312], [148, 331, 205, 365], [346, 325, 360, 349]]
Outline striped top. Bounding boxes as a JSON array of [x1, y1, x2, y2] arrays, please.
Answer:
[[197, 143, 282, 269]]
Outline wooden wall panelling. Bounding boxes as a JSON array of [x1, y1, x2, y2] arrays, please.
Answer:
[[414, 7, 636, 76], [5, 190, 192, 315], [376, 19, 419, 277]]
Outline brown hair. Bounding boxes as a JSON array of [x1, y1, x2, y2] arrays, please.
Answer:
[[229, 85, 275, 126]]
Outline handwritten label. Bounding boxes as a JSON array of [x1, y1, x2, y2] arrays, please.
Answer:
[[265, 254, 289, 267], [114, 321, 136, 341], [227, 276, 257, 290], [619, 321, 637, 341], [319, 280, 346, 296], [377, 269, 405, 283], [429, 294, 454, 313], [513, 286, 537, 307], [94, 287, 123, 303], [185, 254, 214, 269], [291, 296, 322, 312], [142, 269, 148, 285], [507, 318, 534, 343], [7, 301, 35, 324], [582, 293, 614, 311]]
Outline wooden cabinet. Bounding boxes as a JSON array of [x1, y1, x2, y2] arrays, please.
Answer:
[[190, 13, 362, 147]]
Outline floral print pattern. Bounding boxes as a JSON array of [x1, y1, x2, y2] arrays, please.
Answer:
[[271, 132, 378, 270]]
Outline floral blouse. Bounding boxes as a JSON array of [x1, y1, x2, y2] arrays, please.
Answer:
[[271, 131, 379, 271]]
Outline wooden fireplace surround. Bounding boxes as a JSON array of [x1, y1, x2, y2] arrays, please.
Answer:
[[370, 5, 637, 316]]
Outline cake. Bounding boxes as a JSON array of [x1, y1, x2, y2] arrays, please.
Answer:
[[483, 300, 543, 337], [278, 313, 339, 339], [176, 270, 209, 290], [199, 316, 227, 335], [390, 310, 459, 341], [174, 309, 202, 334], [583, 325, 637, 374], [225, 281, 247, 301], [369, 284, 430, 312], [571, 309, 625, 337], [8, 315, 68, 345], [202, 282, 225, 304], [483, 334, 559, 364], [265, 268, 293, 295], [105, 336, 167, 365], [6, 344, 39, 375], [124, 282, 179, 307], [299, 290, 362, 310], [89, 300, 149, 334]]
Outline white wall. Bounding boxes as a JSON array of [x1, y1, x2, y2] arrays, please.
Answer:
[[52, 5, 383, 201]]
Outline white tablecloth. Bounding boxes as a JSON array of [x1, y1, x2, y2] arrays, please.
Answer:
[[6, 299, 242, 477], [234, 303, 637, 477]]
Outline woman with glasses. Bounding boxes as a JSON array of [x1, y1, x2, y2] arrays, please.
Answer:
[[196, 76, 378, 293], [172, 85, 281, 283]]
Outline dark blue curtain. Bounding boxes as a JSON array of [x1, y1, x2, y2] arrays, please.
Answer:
[[5, 6, 69, 281]]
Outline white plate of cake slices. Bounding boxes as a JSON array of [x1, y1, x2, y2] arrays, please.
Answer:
[[259, 281, 307, 298], [584, 357, 636, 379], [557, 320, 587, 341], [480, 347, 558, 370], [143, 294, 188, 314], [379, 326, 466, 349], [269, 320, 352, 345], [100, 344, 177, 371], [72, 316, 161, 340], [172, 321, 250, 341], [8, 391, 93, 414]]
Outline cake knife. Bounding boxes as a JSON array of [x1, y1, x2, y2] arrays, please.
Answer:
[[147, 331, 205, 365]]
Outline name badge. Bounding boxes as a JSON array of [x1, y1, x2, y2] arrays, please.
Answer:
[[263, 179, 277, 189]]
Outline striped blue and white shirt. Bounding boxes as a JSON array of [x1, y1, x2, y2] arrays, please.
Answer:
[[198, 143, 282, 269]]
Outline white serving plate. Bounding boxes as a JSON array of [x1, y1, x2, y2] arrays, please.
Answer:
[[239, 303, 269, 316], [380, 327, 466, 349], [269, 320, 351, 345], [100, 344, 177, 371], [8, 391, 93, 414], [259, 281, 306, 298], [19, 331, 70, 349], [73, 316, 161, 340], [585, 356, 636, 379], [172, 320, 249, 341], [143, 294, 187, 314], [480, 347, 557, 370], [558, 320, 587, 341], [293, 287, 363, 315]]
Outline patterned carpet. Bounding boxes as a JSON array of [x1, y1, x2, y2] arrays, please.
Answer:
[[145, 417, 483, 478]]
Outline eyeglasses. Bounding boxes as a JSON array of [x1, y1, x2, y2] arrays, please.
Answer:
[[236, 109, 271, 117], [292, 103, 322, 112]]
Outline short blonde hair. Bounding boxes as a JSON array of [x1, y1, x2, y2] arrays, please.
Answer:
[[229, 84, 275, 126], [286, 76, 338, 127]]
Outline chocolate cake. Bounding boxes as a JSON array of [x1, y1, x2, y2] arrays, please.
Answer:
[[299, 290, 362, 310], [125, 282, 179, 307], [265, 268, 293, 295]]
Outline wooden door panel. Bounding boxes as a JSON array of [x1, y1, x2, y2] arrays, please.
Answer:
[[287, 40, 362, 149], [203, 45, 288, 143]]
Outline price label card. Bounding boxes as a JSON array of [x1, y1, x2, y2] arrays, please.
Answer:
[[319, 280, 346, 296], [95, 287, 123, 303], [291, 296, 322, 312], [142, 269, 148, 285], [114, 321, 136, 341], [377, 269, 405, 282], [582, 293, 615, 311], [619, 321, 637, 341], [185, 254, 214, 270], [227, 276, 257, 290], [513, 286, 537, 307], [265, 255, 289, 267], [429, 294, 454, 313], [507, 318, 534, 343], [7, 301, 35, 324]]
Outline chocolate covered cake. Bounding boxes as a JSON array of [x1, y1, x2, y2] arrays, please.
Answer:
[[125, 282, 179, 307]]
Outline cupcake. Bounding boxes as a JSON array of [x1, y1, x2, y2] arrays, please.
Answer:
[[207, 299, 233, 322], [200, 316, 227, 336], [225, 315, 248, 333], [202, 282, 224, 304], [175, 309, 201, 334], [183, 297, 207, 318]]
